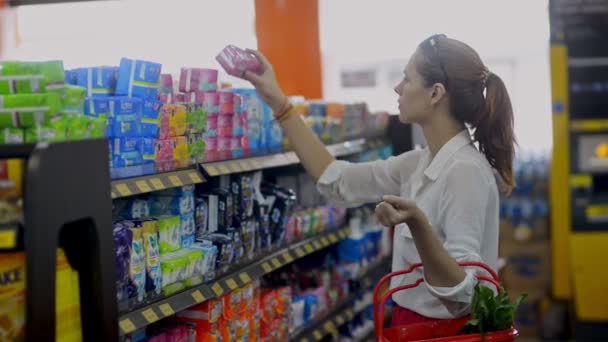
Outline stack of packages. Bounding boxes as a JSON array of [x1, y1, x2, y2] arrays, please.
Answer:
[[157, 68, 214, 169], [66, 58, 163, 177], [498, 151, 551, 337], [113, 184, 219, 309], [0, 61, 106, 144]]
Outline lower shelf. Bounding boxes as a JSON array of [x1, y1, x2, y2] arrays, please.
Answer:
[[290, 257, 391, 342]]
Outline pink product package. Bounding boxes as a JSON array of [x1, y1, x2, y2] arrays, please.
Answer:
[[216, 45, 262, 78], [207, 114, 219, 133], [217, 136, 231, 151], [155, 139, 175, 161], [184, 91, 205, 104], [203, 92, 219, 114], [218, 113, 233, 137], [205, 137, 218, 151], [218, 91, 234, 114], [159, 105, 171, 139], [232, 112, 243, 137], [179, 68, 218, 93], [160, 74, 173, 89], [230, 136, 242, 150], [233, 94, 242, 113], [174, 93, 185, 103]]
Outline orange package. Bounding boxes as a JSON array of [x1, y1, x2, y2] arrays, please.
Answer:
[[219, 316, 238, 341], [221, 288, 242, 321], [175, 298, 222, 339]]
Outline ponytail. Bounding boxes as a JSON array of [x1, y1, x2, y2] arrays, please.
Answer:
[[474, 72, 516, 193]]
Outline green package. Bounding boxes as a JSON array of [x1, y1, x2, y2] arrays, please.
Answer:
[[158, 216, 181, 255], [160, 254, 187, 295], [67, 114, 89, 140], [187, 105, 208, 132], [183, 249, 204, 287], [0, 93, 62, 128], [88, 116, 107, 138], [0, 128, 24, 144], [187, 131, 206, 162], [24, 115, 69, 143], [59, 85, 86, 112], [0, 61, 65, 94]]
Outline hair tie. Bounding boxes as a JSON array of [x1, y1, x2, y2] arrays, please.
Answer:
[[481, 68, 491, 88]]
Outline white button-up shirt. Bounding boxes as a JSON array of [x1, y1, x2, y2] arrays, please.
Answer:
[[317, 130, 499, 319]]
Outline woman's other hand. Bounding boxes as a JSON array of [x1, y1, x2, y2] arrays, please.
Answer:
[[243, 49, 287, 114], [375, 195, 427, 228]]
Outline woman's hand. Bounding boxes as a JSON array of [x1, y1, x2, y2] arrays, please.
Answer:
[[375, 195, 427, 228], [243, 49, 287, 114]]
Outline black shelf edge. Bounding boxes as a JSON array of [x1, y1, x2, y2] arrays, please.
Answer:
[[291, 257, 391, 342], [200, 138, 367, 177], [111, 168, 205, 199], [118, 227, 352, 335]]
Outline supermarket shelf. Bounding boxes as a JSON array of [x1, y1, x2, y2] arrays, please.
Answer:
[[201, 138, 367, 177], [291, 258, 391, 342], [118, 227, 352, 335], [111, 169, 205, 199]]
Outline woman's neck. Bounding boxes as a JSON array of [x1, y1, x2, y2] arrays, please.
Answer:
[[421, 116, 465, 157]]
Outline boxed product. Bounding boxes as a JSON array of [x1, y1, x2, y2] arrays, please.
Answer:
[[111, 138, 143, 168], [216, 45, 262, 79], [142, 99, 162, 137], [115, 58, 162, 99], [0, 93, 62, 128], [0, 60, 65, 94], [108, 97, 143, 138], [76, 66, 118, 97], [179, 68, 218, 93]]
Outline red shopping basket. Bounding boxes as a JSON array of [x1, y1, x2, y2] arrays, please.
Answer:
[[373, 262, 519, 342]]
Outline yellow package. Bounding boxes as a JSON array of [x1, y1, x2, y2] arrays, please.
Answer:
[[0, 159, 24, 225], [170, 104, 187, 137], [0, 249, 82, 342]]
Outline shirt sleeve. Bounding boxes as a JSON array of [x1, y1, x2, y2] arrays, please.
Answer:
[[423, 160, 491, 315], [316, 150, 423, 207]]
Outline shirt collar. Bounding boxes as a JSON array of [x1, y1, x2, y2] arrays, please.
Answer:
[[424, 130, 473, 181]]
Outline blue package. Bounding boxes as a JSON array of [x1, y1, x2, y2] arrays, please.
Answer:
[[141, 99, 162, 137], [76, 66, 118, 97], [116, 58, 162, 99], [109, 96, 142, 137], [65, 70, 78, 85], [84, 97, 112, 136], [228, 88, 266, 153], [142, 137, 156, 164], [111, 137, 142, 167], [150, 192, 195, 216], [180, 213, 196, 248]]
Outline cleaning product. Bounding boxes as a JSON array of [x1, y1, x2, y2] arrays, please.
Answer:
[[128, 224, 146, 303], [116, 58, 162, 99], [141, 219, 162, 298]]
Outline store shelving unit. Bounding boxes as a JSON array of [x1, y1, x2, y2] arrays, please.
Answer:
[[290, 258, 391, 342], [118, 227, 352, 335], [0, 140, 117, 342]]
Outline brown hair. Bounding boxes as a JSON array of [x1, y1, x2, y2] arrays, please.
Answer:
[[416, 35, 516, 192]]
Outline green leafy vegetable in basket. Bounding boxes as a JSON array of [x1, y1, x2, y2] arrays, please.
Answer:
[[461, 283, 527, 335]]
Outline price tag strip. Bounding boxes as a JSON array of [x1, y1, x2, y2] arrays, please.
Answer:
[[111, 169, 205, 199]]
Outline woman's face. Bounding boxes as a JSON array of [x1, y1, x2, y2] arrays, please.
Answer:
[[394, 50, 434, 124]]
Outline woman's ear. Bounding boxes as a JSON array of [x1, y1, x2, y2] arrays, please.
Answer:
[[430, 83, 447, 105]]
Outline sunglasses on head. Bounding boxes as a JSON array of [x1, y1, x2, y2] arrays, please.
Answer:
[[425, 34, 449, 89]]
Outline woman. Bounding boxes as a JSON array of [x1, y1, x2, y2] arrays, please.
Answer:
[[244, 34, 515, 327]]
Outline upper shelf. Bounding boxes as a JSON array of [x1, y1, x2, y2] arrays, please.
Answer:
[[111, 138, 386, 199]]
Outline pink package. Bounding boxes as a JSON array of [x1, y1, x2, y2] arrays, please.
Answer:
[[219, 91, 235, 114], [233, 94, 242, 113], [207, 114, 219, 136], [205, 137, 218, 151], [230, 136, 242, 150], [159, 105, 171, 139], [218, 113, 233, 137], [179, 68, 219, 93], [218, 136, 231, 151], [203, 92, 219, 114], [216, 45, 263, 78], [160, 74, 173, 91], [184, 91, 205, 104], [155, 139, 175, 161]]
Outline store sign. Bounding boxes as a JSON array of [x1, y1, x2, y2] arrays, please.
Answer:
[[340, 69, 377, 88]]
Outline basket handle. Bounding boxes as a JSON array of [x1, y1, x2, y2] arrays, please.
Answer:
[[373, 262, 501, 341]]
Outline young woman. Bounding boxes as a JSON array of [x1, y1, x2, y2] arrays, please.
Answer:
[[243, 34, 515, 327]]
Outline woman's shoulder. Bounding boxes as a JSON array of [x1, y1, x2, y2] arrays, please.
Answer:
[[447, 147, 497, 186]]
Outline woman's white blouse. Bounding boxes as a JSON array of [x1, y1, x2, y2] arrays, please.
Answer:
[[317, 130, 499, 318]]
